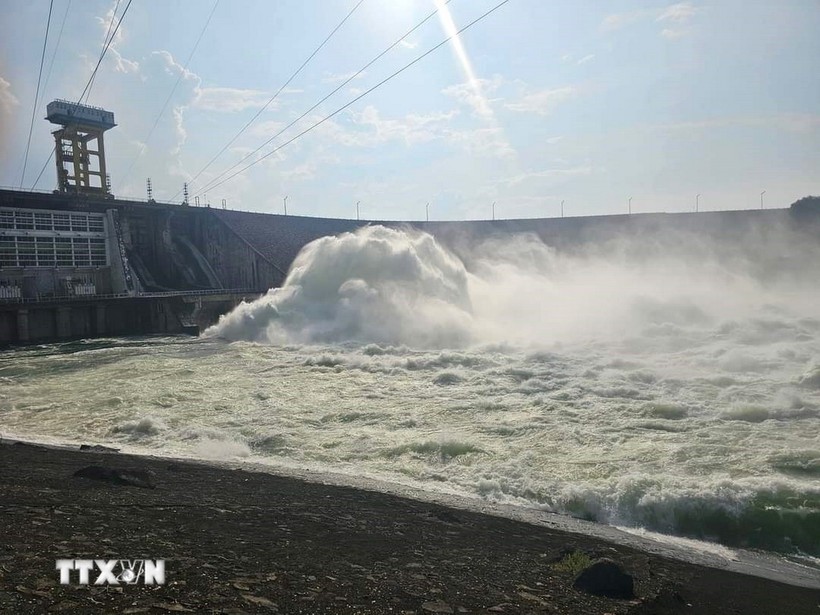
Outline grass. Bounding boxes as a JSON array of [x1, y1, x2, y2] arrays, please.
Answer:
[[551, 551, 592, 576]]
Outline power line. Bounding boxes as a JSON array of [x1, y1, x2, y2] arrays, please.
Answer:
[[120, 0, 219, 186], [29, 145, 57, 191], [81, 0, 132, 105], [195, 0, 511, 197], [195, 0, 453, 199], [26, 0, 72, 188], [85, 0, 122, 102], [175, 0, 365, 200], [42, 0, 73, 94], [30, 0, 135, 190], [20, 0, 54, 188]]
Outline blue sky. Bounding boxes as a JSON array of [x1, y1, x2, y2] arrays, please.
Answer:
[[1, 0, 818, 220]]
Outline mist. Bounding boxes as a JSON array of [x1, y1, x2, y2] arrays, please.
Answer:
[[206, 220, 820, 349]]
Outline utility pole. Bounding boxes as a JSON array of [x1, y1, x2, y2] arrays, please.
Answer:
[[356, 200, 360, 221], [492, 201, 496, 221], [696, 193, 700, 213], [283, 195, 288, 215], [760, 190, 766, 209], [628, 196, 632, 215], [561, 199, 564, 218]]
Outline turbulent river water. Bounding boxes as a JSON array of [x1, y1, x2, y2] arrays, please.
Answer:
[[2, 225, 819, 559]]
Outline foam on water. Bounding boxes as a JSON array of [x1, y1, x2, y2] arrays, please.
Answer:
[[2, 225, 820, 561]]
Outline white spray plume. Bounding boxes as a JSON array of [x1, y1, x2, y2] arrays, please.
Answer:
[[208, 225, 473, 346], [208, 221, 820, 348]]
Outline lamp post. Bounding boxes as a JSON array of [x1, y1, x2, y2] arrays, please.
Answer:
[[426, 202, 429, 222], [283, 195, 288, 215], [696, 193, 700, 213], [760, 190, 766, 209], [561, 199, 564, 218], [356, 200, 360, 221], [492, 201, 496, 221], [628, 196, 632, 215]]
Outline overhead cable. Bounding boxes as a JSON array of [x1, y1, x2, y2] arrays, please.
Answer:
[[195, 0, 511, 196], [30, 0, 135, 189], [195, 0, 453, 198], [173, 0, 366, 200], [20, 0, 54, 188], [120, 0, 220, 185]]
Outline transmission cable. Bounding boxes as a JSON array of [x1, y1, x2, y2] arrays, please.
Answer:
[[194, 0, 511, 197], [30, 0, 134, 190], [42, 0, 73, 95], [175, 0, 365, 199], [85, 0, 123, 102], [194, 0, 453, 198], [120, 0, 219, 185], [20, 0, 54, 188]]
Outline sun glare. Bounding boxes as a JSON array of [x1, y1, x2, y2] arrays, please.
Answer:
[[433, 0, 493, 119]]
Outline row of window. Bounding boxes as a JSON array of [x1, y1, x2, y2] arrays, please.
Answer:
[[0, 236, 107, 268], [0, 209, 105, 233]]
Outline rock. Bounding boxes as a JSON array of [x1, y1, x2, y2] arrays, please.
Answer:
[[573, 558, 635, 599], [422, 601, 454, 614], [79, 444, 120, 452], [241, 594, 278, 609], [73, 465, 156, 489], [48, 602, 81, 612], [151, 604, 194, 613]]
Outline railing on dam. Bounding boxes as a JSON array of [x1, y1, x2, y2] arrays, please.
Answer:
[[0, 288, 263, 306]]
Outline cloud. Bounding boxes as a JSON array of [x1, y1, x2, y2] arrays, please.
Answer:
[[443, 126, 515, 159], [193, 86, 272, 112], [170, 106, 186, 156], [152, 50, 198, 82], [97, 2, 139, 74], [399, 39, 418, 50], [600, 9, 652, 32], [0, 77, 19, 115], [505, 86, 577, 116], [657, 2, 697, 22], [320, 106, 459, 148], [322, 71, 366, 84], [154, 51, 270, 114], [658, 114, 820, 133], [280, 161, 320, 181], [660, 28, 688, 39], [441, 76, 503, 119], [249, 120, 285, 139], [576, 54, 595, 65], [504, 167, 593, 186], [601, 2, 698, 37]]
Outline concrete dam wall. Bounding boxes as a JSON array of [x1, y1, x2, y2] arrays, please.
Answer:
[[1, 187, 818, 345]]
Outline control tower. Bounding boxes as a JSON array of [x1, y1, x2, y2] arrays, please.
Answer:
[[46, 99, 116, 197]]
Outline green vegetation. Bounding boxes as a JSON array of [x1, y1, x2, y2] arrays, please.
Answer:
[[551, 550, 592, 576]]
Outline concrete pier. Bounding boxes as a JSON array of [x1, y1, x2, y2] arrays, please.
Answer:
[[16, 309, 29, 343], [56, 307, 72, 339]]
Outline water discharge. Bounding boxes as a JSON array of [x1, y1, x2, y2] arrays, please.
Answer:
[[2, 224, 819, 560]]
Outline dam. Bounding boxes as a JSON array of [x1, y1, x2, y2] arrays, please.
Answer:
[[1, 186, 819, 345]]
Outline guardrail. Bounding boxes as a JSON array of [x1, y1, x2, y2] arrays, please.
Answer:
[[0, 288, 263, 306]]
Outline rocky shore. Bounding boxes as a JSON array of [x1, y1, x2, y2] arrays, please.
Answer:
[[0, 440, 817, 614]]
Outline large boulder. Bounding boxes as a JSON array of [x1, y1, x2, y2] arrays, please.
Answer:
[[573, 558, 635, 599]]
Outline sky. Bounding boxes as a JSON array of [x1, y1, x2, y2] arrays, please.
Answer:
[[0, 0, 818, 221]]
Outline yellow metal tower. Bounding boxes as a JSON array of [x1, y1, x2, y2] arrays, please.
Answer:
[[46, 99, 116, 197]]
